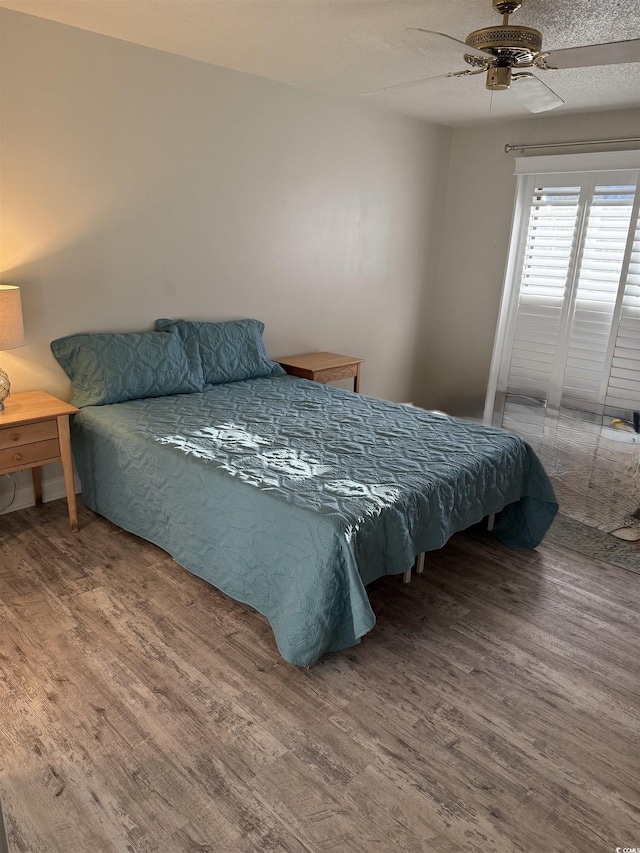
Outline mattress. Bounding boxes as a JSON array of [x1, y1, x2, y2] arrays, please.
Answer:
[[71, 375, 558, 665]]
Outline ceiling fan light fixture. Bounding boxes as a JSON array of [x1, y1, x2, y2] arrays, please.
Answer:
[[487, 65, 512, 89]]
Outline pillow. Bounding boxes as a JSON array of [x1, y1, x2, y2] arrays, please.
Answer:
[[50, 328, 204, 407], [155, 318, 285, 386]]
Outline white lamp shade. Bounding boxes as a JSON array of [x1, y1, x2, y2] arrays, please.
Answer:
[[0, 285, 25, 350]]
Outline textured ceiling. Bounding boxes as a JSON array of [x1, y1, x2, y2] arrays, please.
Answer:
[[1, 0, 639, 126]]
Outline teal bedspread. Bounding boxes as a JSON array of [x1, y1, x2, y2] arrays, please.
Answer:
[[71, 376, 558, 666]]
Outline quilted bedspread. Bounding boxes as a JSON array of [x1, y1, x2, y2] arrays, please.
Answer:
[[71, 376, 558, 666]]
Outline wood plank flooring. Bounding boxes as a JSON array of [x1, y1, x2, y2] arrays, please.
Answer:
[[1, 499, 638, 853]]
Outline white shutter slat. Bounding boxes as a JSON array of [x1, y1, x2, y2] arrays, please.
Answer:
[[614, 342, 640, 357], [512, 349, 555, 364], [567, 346, 609, 360], [514, 333, 558, 348], [607, 376, 639, 392], [606, 393, 639, 410]]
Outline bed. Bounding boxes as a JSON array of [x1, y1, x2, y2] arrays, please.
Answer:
[[52, 319, 558, 667]]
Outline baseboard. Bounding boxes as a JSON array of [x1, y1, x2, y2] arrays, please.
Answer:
[[0, 473, 81, 515]]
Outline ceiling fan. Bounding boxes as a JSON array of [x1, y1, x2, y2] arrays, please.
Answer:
[[367, 0, 640, 113]]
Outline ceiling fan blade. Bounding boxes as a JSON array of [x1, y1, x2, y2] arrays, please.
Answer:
[[510, 74, 564, 113], [361, 73, 448, 96], [544, 38, 640, 69], [361, 67, 483, 96], [407, 28, 493, 59]]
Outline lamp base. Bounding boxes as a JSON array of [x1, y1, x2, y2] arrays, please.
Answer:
[[0, 365, 11, 409]]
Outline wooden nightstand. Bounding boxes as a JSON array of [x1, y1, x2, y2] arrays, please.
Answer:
[[0, 391, 79, 531], [277, 352, 364, 392]]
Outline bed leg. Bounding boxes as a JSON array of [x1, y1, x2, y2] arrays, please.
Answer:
[[415, 552, 425, 574], [403, 568, 412, 584], [487, 512, 495, 532]]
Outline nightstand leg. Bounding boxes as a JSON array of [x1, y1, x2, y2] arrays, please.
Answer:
[[32, 467, 43, 507], [57, 415, 78, 531], [354, 365, 361, 393]]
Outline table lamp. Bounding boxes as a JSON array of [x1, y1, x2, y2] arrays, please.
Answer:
[[0, 285, 25, 410]]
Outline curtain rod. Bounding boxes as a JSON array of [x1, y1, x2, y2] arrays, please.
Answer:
[[504, 137, 640, 154]]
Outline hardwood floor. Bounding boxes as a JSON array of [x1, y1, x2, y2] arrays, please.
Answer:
[[1, 499, 638, 853]]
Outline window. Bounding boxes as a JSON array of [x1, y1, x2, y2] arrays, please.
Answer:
[[485, 150, 640, 535]]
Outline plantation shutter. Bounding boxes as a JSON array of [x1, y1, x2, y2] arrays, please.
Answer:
[[499, 179, 582, 441], [485, 151, 640, 533], [605, 205, 640, 420]]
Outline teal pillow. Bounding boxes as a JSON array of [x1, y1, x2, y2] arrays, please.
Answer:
[[155, 318, 285, 386], [51, 328, 204, 407]]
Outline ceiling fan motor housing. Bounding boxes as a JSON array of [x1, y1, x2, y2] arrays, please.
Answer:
[[465, 24, 543, 65]]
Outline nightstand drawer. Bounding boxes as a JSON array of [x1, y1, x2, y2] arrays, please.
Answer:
[[314, 364, 359, 384], [0, 420, 58, 449], [0, 438, 60, 470]]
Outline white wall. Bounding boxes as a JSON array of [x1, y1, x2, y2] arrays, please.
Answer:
[[420, 107, 640, 417], [0, 9, 452, 509], [0, 9, 451, 403]]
